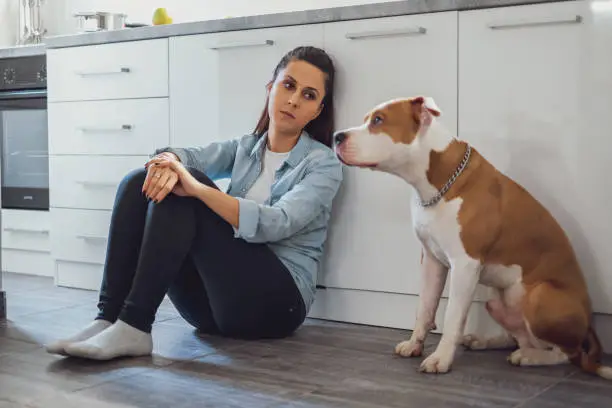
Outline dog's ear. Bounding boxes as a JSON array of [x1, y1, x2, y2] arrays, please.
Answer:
[[410, 96, 441, 132], [411, 96, 441, 117]]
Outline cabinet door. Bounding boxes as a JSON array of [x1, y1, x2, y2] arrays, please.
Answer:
[[169, 25, 325, 149], [320, 12, 459, 295], [459, 1, 612, 313]]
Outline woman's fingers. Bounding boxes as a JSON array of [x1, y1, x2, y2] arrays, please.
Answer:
[[147, 168, 172, 200], [145, 152, 178, 169], [153, 171, 179, 203], [142, 158, 184, 200], [142, 163, 159, 193]]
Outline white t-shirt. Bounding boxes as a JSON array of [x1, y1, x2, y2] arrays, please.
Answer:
[[244, 147, 290, 204]]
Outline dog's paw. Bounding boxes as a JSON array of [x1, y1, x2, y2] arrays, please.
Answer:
[[419, 350, 453, 374], [506, 348, 567, 366], [462, 334, 487, 350], [395, 339, 423, 357], [507, 349, 533, 366]]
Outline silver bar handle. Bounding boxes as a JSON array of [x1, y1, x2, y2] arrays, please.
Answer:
[[78, 124, 133, 132], [76, 234, 107, 243], [76, 181, 116, 188], [4, 227, 49, 234], [488, 15, 582, 30], [210, 39, 274, 50], [345, 27, 427, 40], [75, 67, 131, 76]]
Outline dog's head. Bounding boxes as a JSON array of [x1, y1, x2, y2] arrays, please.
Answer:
[[333, 96, 442, 172]]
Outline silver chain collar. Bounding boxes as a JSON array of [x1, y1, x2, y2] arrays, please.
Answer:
[[419, 144, 472, 208]]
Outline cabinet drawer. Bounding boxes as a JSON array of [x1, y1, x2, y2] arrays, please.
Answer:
[[55, 260, 104, 291], [2, 249, 54, 277], [51, 208, 111, 265], [47, 39, 169, 102], [49, 98, 169, 155], [1, 209, 50, 252], [50, 156, 147, 210]]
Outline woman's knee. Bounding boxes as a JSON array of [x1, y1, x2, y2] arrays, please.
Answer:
[[117, 167, 147, 195], [112, 167, 148, 206]]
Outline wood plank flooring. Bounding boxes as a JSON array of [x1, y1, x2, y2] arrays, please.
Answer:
[[1, 272, 611, 407]]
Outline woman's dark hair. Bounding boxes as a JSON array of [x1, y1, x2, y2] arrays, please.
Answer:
[[253, 46, 336, 147]]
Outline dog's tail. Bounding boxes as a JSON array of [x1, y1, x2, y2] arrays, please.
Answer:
[[569, 326, 612, 380]]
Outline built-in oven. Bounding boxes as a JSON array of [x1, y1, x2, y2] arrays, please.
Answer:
[[0, 54, 48, 210]]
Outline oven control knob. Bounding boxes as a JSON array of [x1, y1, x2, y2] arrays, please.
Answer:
[[3, 67, 16, 85], [37, 65, 47, 82]]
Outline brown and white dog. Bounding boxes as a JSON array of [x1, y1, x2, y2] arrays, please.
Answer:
[[333, 96, 612, 379]]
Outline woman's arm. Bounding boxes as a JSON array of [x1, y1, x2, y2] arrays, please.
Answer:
[[194, 185, 240, 227], [153, 137, 239, 180], [148, 157, 241, 226], [151, 149, 343, 243], [234, 151, 343, 243]]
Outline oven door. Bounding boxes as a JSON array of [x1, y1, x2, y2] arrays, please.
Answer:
[[0, 89, 49, 210]]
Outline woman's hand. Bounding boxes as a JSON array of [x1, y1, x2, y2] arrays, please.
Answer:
[[146, 156, 204, 199], [147, 155, 240, 227], [143, 153, 181, 202]]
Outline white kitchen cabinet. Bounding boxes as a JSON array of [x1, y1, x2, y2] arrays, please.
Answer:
[[169, 24, 325, 149], [319, 12, 459, 295], [1, 209, 53, 277], [459, 1, 612, 313], [2, 209, 50, 252], [49, 155, 148, 211], [49, 98, 170, 156], [47, 39, 169, 102], [51, 208, 112, 266]]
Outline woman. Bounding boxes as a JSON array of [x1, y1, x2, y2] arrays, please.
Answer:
[[45, 46, 343, 360]]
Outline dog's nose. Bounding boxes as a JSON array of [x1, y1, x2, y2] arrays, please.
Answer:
[[334, 132, 347, 146]]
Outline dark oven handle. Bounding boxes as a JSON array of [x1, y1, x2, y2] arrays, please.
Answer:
[[0, 89, 47, 100]]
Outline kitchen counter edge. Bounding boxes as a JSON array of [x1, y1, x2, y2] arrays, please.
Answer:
[[38, 0, 572, 50]]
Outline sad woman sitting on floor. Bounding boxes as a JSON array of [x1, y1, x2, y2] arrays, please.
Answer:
[[46, 45, 343, 360]]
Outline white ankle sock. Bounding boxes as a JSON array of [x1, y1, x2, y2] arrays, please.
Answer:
[[45, 320, 112, 355], [64, 320, 153, 360]]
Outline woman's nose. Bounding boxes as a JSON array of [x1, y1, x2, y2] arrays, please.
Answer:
[[288, 92, 299, 106]]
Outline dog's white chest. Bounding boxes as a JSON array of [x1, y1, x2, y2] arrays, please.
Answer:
[[411, 197, 465, 268]]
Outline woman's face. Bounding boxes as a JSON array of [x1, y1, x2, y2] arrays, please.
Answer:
[[267, 59, 326, 136]]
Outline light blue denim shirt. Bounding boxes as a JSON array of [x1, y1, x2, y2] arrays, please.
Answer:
[[155, 131, 343, 311]]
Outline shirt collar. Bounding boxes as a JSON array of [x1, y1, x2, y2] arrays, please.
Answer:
[[250, 130, 313, 168]]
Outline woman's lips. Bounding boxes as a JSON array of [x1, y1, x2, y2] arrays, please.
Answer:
[[280, 110, 295, 119]]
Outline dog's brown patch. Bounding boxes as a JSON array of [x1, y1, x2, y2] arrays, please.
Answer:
[[363, 98, 428, 145]]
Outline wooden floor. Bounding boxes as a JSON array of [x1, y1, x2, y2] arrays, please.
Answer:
[[1, 272, 611, 408]]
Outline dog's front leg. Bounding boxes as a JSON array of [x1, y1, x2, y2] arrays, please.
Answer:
[[419, 260, 480, 374], [395, 247, 448, 357]]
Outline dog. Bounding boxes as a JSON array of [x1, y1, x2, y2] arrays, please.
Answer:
[[332, 96, 612, 379]]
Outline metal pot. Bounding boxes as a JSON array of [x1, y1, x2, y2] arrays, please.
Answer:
[[74, 12, 127, 32]]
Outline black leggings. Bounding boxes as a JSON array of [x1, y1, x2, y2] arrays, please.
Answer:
[[95, 166, 306, 339]]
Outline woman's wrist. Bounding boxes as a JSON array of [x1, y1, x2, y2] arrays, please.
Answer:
[[195, 182, 212, 200]]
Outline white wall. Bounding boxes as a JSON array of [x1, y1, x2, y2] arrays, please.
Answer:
[[0, 0, 397, 47], [0, 0, 20, 47]]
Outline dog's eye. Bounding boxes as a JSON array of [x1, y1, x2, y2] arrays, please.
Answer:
[[371, 115, 383, 126]]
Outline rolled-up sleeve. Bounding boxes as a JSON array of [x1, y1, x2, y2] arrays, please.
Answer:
[[153, 138, 239, 180], [234, 152, 343, 243]]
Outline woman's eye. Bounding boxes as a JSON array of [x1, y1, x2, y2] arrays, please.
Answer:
[[284, 81, 294, 90], [304, 92, 315, 100]]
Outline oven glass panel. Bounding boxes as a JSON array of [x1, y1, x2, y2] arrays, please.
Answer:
[[0, 94, 49, 210]]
